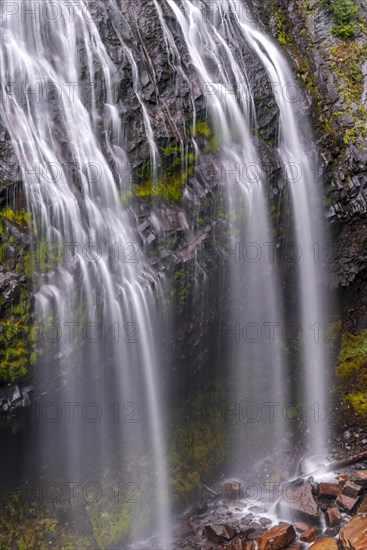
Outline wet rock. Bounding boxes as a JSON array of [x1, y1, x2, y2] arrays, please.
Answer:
[[324, 527, 338, 537], [341, 480, 363, 499], [336, 493, 361, 515], [309, 538, 338, 549], [181, 520, 195, 537], [357, 492, 367, 513], [339, 514, 367, 550], [299, 527, 316, 542], [241, 513, 255, 524], [325, 506, 343, 527], [278, 482, 321, 522], [227, 539, 255, 550], [224, 480, 242, 500], [249, 505, 266, 514], [260, 517, 272, 526], [317, 483, 341, 499], [295, 521, 310, 532], [256, 523, 296, 549], [204, 524, 236, 544]]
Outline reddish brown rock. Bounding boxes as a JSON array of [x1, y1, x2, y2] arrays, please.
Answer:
[[279, 482, 321, 521], [299, 528, 316, 542], [325, 506, 343, 527], [339, 514, 367, 550], [294, 521, 310, 532], [309, 538, 338, 549], [342, 480, 363, 499], [181, 520, 195, 536], [204, 524, 236, 544], [336, 474, 348, 481], [337, 492, 361, 514], [257, 523, 296, 549], [224, 480, 242, 500], [352, 470, 367, 489], [225, 539, 255, 550], [317, 483, 341, 499], [286, 545, 304, 550], [357, 491, 367, 513]]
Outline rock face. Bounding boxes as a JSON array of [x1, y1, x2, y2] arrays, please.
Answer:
[[339, 514, 367, 550]]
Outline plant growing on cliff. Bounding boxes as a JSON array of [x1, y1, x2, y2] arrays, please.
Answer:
[[337, 329, 367, 415], [320, 0, 358, 37]]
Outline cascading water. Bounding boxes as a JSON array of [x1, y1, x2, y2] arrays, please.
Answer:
[[0, 0, 171, 546], [224, 4, 331, 459], [157, 0, 330, 472], [163, 0, 288, 469]]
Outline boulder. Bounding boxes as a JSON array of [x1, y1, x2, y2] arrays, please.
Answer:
[[204, 524, 236, 544], [339, 514, 367, 550], [341, 480, 363, 499], [352, 471, 367, 489], [224, 480, 242, 500], [256, 523, 296, 549], [317, 483, 341, 499], [181, 520, 195, 537], [337, 493, 361, 515], [325, 506, 343, 527], [309, 538, 338, 549], [227, 540, 255, 550], [278, 482, 321, 521], [299, 527, 316, 542]]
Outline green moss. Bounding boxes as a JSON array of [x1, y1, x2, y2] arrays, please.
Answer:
[[0, 490, 95, 549], [0, 206, 36, 384], [272, 5, 294, 45], [86, 501, 133, 548], [134, 138, 197, 202], [190, 120, 212, 139], [1, 207, 31, 227], [168, 385, 228, 503], [337, 330, 367, 414], [320, 0, 359, 37], [134, 119, 220, 202]]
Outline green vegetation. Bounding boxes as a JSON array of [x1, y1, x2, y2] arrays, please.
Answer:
[[320, 0, 359, 37], [134, 142, 196, 202], [168, 385, 228, 503], [337, 329, 367, 414], [134, 120, 218, 202], [86, 501, 133, 548], [328, 42, 366, 147], [0, 207, 35, 384], [189, 120, 212, 139], [0, 490, 95, 549], [273, 8, 293, 45]]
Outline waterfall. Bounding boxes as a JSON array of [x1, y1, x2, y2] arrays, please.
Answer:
[[0, 0, 171, 546], [0, 0, 331, 546], [163, 0, 288, 469], [224, 3, 330, 458], [160, 0, 330, 467]]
